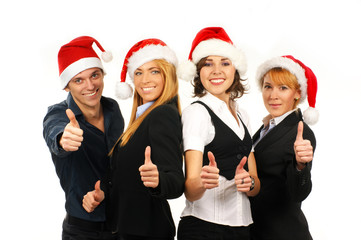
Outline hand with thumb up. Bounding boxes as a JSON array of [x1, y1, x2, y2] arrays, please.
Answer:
[[234, 156, 252, 192], [82, 180, 104, 213], [200, 151, 219, 189], [139, 146, 159, 188], [294, 121, 313, 169], [60, 109, 84, 152]]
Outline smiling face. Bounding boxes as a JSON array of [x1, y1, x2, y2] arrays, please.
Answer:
[[262, 71, 301, 118], [199, 55, 236, 102], [133, 60, 165, 104], [65, 67, 104, 112]]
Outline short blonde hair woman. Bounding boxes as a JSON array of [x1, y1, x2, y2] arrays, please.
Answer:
[[251, 55, 318, 240]]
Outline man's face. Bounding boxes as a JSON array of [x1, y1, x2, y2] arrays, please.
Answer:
[[65, 67, 104, 112]]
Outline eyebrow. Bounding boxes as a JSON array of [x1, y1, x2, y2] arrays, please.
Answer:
[[205, 58, 230, 61], [136, 66, 160, 71]]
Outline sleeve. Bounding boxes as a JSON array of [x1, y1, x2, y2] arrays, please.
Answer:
[[148, 105, 185, 199], [286, 124, 316, 202], [42, 104, 70, 158], [181, 103, 212, 152]]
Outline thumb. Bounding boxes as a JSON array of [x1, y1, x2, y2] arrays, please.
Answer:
[[296, 121, 304, 141], [208, 151, 217, 167], [236, 156, 247, 174], [144, 146, 152, 165], [66, 109, 79, 128], [94, 180, 102, 201]]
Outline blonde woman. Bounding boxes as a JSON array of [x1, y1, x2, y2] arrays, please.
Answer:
[[83, 39, 184, 240]]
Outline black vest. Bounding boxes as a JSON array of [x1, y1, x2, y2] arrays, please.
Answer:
[[194, 101, 252, 180]]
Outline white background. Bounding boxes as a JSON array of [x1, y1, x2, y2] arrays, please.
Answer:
[[1, 0, 360, 239]]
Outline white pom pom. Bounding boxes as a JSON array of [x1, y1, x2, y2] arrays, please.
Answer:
[[101, 51, 113, 62], [176, 60, 197, 82], [115, 82, 133, 99], [303, 107, 319, 125]]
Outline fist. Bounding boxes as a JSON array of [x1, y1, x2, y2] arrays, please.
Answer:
[[60, 109, 83, 151]]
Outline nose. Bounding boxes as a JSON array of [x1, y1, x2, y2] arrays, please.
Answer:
[[212, 63, 221, 75], [85, 78, 95, 89], [140, 72, 150, 83], [270, 89, 278, 99]]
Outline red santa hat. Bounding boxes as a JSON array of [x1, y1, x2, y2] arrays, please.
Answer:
[[256, 55, 319, 125], [116, 38, 178, 99], [177, 27, 247, 82], [58, 36, 112, 89]]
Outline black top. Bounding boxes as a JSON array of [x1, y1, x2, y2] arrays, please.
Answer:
[[103, 97, 184, 238], [250, 109, 316, 240], [194, 101, 252, 180], [43, 93, 124, 221]]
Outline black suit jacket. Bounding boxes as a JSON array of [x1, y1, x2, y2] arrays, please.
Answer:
[[104, 97, 184, 239], [250, 109, 316, 240]]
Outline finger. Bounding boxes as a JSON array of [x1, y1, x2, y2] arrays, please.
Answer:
[[67, 125, 84, 137], [236, 156, 247, 175], [144, 146, 152, 165], [208, 151, 217, 167], [296, 121, 304, 141], [66, 109, 79, 128]]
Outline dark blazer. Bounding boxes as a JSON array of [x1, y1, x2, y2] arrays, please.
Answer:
[[250, 109, 316, 240], [104, 97, 184, 239]]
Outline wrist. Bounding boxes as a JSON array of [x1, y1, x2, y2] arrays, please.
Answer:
[[249, 176, 255, 191]]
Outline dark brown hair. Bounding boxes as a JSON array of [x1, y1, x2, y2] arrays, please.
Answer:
[[192, 57, 248, 100]]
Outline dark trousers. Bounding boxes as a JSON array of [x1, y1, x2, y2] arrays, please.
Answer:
[[177, 216, 250, 240], [121, 234, 173, 240], [62, 214, 120, 240]]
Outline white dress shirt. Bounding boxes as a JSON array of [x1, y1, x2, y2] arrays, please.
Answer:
[[181, 92, 253, 227]]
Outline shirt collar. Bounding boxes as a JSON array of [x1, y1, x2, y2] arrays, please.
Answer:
[[136, 101, 154, 119], [262, 109, 297, 128], [200, 92, 237, 113]]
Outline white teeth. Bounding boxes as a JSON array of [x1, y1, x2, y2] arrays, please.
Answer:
[[143, 87, 155, 91], [85, 91, 96, 96], [211, 79, 224, 83]]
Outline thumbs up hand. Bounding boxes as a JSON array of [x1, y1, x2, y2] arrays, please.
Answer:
[[60, 109, 84, 152], [82, 180, 104, 213], [200, 151, 219, 189], [139, 146, 159, 188], [234, 156, 252, 192], [294, 121, 313, 169]]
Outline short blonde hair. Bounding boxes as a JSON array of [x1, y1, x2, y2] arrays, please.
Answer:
[[263, 68, 301, 109]]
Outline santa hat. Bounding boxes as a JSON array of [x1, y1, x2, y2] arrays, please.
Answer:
[[256, 55, 319, 125], [58, 36, 112, 89], [116, 38, 178, 99], [177, 27, 247, 82]]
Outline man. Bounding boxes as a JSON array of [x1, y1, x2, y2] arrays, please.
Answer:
[[43, 36, 124, 240]]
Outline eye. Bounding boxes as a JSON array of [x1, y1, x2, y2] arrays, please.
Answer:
[[151, 70, 160, 74], [280, 85, 289, 90], [134, 71, 142, 76], [222, 61, 231, 66], [263, 84, 272, 89], [74, 78, 82, 84], [203, 62, 212, 67]]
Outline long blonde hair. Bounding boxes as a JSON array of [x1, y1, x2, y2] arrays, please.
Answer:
[[110, 59, 181, 154]]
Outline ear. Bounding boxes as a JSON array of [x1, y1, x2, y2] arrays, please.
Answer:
[[295, 89, 301, 99], [64, 85, 70, 92]]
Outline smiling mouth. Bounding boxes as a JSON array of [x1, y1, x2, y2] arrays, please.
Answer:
[[142, 87, 156, 91], [210, 79, 225, 84], [84, 89, 98, 97]]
